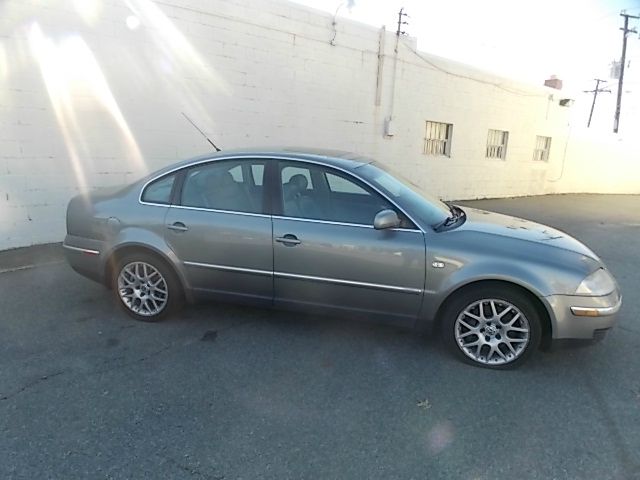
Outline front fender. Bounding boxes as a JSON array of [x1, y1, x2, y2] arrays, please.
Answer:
[[416, 232, 599, 331], [436, 260, 554, 298], [417, 260, 551, 329]]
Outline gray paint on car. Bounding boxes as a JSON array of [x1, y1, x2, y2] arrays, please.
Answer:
[[63, 148, 621, 353]]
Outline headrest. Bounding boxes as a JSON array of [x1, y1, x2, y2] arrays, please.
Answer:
[[196, 170, 235, 190], [288, 174, 308, 190]]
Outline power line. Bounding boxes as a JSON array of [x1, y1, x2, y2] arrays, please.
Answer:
[[583, 78, 611, 127], [614, 11, 639, 133], [400, 40, 547, 98]]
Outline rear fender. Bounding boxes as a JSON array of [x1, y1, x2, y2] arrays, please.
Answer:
[[102, 227, 192, 297]]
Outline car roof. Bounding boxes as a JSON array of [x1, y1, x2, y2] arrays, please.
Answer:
[[146, 147, 374, 180]]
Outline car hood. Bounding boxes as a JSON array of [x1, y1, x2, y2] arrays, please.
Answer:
[[457, 207, 600, 261]]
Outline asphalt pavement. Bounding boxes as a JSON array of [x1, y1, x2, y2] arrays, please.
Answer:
[[1, 194, 639, 480]]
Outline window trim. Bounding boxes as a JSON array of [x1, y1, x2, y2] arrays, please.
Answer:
[[138, 155, 424, 233], [423, 120, 453, 157], [271, 214, 420, 232], [533, 135, 552, 162], [486, 129, 509, 160], [164, 204, 271, 218]]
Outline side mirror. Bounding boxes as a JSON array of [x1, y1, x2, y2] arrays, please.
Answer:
[[373, 209, 401, 230]]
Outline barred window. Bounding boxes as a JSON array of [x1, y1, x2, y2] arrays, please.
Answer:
[[424, 121, 453, 156], [533, 136, 552, 161], [486, 129, 509, 159]]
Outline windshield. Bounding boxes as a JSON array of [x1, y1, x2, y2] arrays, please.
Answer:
[[356, 161, 452, 228]]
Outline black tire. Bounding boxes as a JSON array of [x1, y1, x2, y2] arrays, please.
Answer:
[[111, 252, 184, 322], [440, 285, 541, 369]]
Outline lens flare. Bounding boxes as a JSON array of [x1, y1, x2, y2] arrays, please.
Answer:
[[73, 0, 103, 25], [126, 15, 141, 30], [28, 23, 146, 193], [123, 0, 230, 141], [0, 43, 7, 81]]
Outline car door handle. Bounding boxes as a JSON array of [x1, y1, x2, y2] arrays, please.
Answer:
[[275, 234, 301, 246], [168, 222, 189, 232]]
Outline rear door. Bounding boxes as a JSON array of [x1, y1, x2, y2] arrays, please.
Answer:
[[272, 161, 426, 324], [164, 158, 273, 304]]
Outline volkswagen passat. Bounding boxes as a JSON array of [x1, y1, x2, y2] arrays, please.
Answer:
[[64, 148, 621, 368]]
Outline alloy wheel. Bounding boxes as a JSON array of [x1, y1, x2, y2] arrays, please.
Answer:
[[454, 298, 530, 366], [117, 261, 169, 317]]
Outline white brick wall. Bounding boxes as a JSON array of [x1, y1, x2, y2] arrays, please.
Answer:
[[0, 0, 638, 250]]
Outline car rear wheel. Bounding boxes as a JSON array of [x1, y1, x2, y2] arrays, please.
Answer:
[[112, 253, 183, 322], [441, 285, 541, 369]]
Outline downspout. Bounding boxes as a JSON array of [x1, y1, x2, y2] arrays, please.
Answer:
[[375, 26, 386, 107], [385, 31, 400, 136]]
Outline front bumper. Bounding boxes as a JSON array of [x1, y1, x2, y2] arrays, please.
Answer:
[[544, 290, 622, 340]]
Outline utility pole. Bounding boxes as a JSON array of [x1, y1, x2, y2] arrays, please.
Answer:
[[613, 12, 639, 133], [386, 8, 409, 136], [584, 79, 611, 128], [396, 7, 408, 37]]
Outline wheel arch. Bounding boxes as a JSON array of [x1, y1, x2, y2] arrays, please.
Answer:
[[104, 243, 191, 301], [431, 279, 553, 349]]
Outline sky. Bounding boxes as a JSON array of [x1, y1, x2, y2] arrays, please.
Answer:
[[291, 0, 640, 94]]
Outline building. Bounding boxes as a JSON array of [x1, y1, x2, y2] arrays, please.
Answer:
[[0, 0, 638, 249]]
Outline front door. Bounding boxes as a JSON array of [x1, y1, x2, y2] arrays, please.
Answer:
[[272, 161, 426, 324], [164, 158, 272, 303]]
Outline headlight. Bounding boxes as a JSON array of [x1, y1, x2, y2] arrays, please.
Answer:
[[575, 269, 616, 296]]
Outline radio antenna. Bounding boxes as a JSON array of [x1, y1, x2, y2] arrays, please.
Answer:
[[181, 112, 221, 152]]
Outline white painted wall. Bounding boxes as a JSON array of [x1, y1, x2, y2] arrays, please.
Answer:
[[0, 0, 638, 250]]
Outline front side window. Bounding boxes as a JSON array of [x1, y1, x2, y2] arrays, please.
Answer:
[[280, 162, 398, 226], [180, 160, 265, 214], [282, 166, 313, 189], [486, 129, 509, 159], [141, 174, 176, 204], [326, 172, 368, 195], [355, 162, 450, 228]]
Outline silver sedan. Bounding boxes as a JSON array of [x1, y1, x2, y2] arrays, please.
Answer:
[[63, 148, 621, 369]]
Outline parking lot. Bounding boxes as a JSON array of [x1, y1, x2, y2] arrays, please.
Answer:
[[1, 194, 639, 479]]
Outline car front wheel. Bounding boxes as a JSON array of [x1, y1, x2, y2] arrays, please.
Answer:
[[112, 253, 183, 322], [441, 285, 541, 369]]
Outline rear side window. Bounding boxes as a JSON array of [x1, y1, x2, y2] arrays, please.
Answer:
[[141, 174, 176, 204], [180, 160, 265, 214]]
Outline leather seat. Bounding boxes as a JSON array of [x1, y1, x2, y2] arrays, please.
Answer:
[[203, 171, 251, 211], [283, 174, 322, 218]]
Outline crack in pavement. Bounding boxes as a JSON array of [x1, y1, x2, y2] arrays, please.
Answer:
[[91, 343, 175, 375], [0, 318, 260, 403], [617, 325, 640, 336], [0, 370, 67, 401], [0, 344, 176, 402], [0, 261, 65, 275]]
